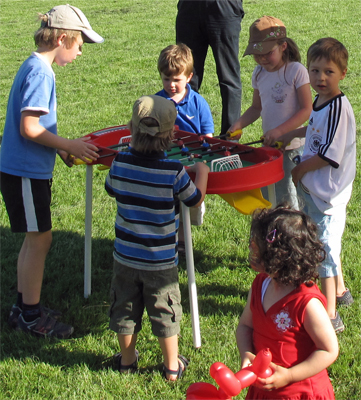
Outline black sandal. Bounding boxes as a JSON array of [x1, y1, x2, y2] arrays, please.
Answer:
[[114, 350, 139, 373], [162, 355, 189, 380]]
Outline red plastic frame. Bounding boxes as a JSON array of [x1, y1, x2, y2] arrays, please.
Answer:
[[80, 125, 284, 195]]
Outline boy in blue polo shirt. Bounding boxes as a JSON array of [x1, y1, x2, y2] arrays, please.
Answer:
[[0, 5, 103, 338], [106, 95, 209, 380], [156, 44, 213, 250], [156, 43, 214, 136]]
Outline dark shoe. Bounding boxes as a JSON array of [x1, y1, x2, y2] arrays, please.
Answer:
[[17, 312, 73, 339], [114, 350, 139, 373], [163, 355, 189, 380], [331, 311, 345, 334], [336, 288, 354, 306], [7, 305, 23, 329], [8, 304, 62, 329]]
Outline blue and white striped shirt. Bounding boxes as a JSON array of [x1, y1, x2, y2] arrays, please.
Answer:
[[105, 148, 201, 270]]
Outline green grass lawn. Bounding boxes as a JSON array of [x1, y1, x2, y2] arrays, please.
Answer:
[[1, 1, 360, 399]]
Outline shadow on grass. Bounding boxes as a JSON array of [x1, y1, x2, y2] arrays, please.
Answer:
[[178, 249, 251, 316], [1, 226, 247, 369], [1, 227, 114, 368]]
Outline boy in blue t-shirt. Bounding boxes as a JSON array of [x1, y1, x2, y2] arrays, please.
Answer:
[[0, 5, 103, 338], [106, 95, 209, 380], [156, 43, 214, 136]]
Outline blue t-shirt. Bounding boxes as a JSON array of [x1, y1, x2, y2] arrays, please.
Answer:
[[105, 147, 201, 270], [0, 53, 57, 179], [156, 83, 214, 135]]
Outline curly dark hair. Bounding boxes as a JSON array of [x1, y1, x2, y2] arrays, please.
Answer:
[[250, 203, 325, 286]]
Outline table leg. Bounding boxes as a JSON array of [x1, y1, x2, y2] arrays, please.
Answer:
[[181, 203, 201, 348], [84, 165, 93, 298]]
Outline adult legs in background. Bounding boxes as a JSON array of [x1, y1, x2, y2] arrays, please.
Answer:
[[208, 18, 242, 135], [176, 0, 243, 135], [176, 3, 208, 92]]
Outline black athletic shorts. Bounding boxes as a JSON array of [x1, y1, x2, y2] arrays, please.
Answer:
[[0, 172, 52, 232]]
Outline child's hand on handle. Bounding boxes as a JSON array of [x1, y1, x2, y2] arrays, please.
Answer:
[[267, 127, 307, 150], [227, 119, 243, 140], [262, 128, 283, 147], [257, 136, 285, 150], [69, 137, 99, 164], [226, 128, 243, 141]]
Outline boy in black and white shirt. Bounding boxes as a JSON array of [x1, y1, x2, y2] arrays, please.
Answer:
[[273, 38, 356, 333]]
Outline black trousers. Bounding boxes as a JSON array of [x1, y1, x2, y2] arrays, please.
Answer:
[[176, 0, 244, 135]]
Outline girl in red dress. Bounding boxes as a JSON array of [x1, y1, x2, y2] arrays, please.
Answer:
[[236, 204, 338, 399]]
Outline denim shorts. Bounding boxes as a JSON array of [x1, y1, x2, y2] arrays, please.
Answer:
[[298, 188, 346, 278], [109, 261, 182, 338]]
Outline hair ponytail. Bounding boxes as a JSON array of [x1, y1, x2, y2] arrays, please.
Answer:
[[283, 38, 301, 63]]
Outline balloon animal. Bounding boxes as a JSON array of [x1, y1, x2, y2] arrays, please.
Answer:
[[186, 348, 273, 400]]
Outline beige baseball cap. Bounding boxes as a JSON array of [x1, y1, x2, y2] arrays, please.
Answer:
[[132, 95, 177, 136], [243, 16, 286, 56], [45, 4, 104, 43]]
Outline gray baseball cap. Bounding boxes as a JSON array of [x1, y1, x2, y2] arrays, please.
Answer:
[[45, 4, 104, 44], [132, 95, 177, 136]]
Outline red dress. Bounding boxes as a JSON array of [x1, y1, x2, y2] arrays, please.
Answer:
[[246, 273, 335, 400]]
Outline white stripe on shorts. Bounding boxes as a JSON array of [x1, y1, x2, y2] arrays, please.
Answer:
[[22, 177, 39, 231]]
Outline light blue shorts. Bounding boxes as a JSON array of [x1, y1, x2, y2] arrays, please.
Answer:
[[298, 188, 346, 278]]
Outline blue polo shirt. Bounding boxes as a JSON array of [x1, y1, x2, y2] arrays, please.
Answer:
[[156, 84, 214, 135]]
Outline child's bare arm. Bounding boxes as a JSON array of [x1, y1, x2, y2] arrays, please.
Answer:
[[20, 111, 99, 163], [258, 298, 338, 390], [187, 162, 210, 207], [236, 289, 255, 368], [265, 126, 307, 148], [292, 154, 329, 186], [228, 89, 262, 139]]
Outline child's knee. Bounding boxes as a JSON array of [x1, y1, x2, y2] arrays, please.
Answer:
[[26, 230, 52, 252]]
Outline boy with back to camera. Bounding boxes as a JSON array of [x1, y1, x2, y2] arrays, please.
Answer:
[[274, 38, 356, 333], [105, 95, 209, 380], [0, 5, 103, 338], [156, 43, 213, 252]]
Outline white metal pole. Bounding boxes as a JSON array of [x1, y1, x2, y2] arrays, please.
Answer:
[[84, 164, 93, 298], [181, 203, 201, 348]]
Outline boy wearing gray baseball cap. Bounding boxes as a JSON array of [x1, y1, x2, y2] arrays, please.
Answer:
[[0, 5, 103, 338], [105, 95, 209, 380]]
